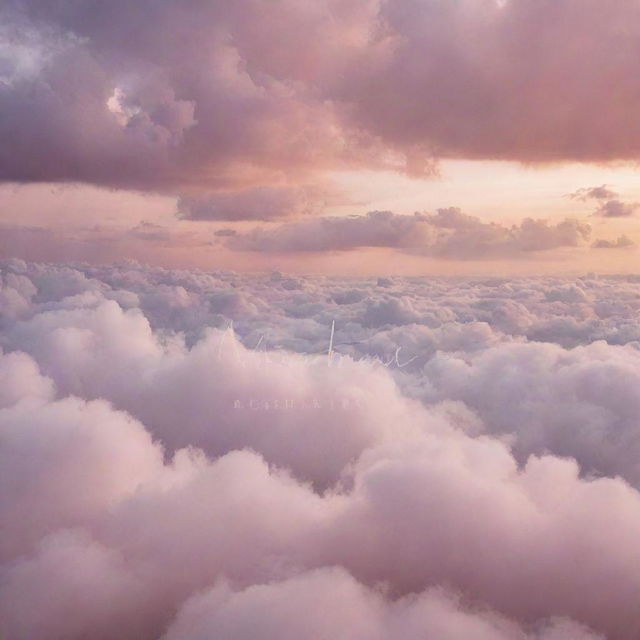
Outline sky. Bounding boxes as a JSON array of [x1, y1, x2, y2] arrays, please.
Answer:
[[8, 4, 640, 637], [2, 0, 640, 273]]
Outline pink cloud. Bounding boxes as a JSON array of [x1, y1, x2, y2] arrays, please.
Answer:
[[5, 261, 640, 637], [226, 209, 591, 258], [3, 0, 640, 203]]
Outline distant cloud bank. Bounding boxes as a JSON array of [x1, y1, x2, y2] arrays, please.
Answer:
[[227, 209, 591, 257]]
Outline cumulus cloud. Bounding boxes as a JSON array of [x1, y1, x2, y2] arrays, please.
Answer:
[[569, 185, 638, 219], [227, 209, 590, 258], [592, 235, 636, 249], [0, 0, 377, 194], [227, 210, 433, 252], [4, 0, 640, 201], [162, 568, 602, 640], [593, 200, 639, 218], [569, 185, 618, 202], [7, 260, 640, 638], [214, 228, 238, 237]]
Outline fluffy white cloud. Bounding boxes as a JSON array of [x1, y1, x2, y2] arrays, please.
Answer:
[[6, 260, 640, 638], [162, 568, 602, 640]]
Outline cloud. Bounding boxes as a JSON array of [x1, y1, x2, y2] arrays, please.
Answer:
[[162, 568, 601, 640], [4, 0, 640, 199], [421, 339, 640, 487], [568, 185, 638, 218], [227, 209, 590, 258], [592, 235, 636, 249], [569, 185, 618, 202], [3, 296, 425, 488], [0, 1, 376, 194], [7, 260, 640, 638], [227, 210, 433, 252], [593, 200, 639, 218], [341, 0, 640, 165]]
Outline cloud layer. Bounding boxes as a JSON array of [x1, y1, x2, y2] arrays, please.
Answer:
[[5, 259, 640, 638], [4, 0, 640, 201], [227, 209, 591, 258]]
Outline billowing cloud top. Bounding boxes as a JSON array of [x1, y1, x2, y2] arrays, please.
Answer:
[[5, 259, 640, 638], [4, 0, 640, 198]]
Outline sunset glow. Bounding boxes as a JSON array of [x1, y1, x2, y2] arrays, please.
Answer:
[[3, 2, 640, 639]]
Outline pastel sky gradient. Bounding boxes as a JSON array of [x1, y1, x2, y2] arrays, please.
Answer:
[[8, 5, 640, 637], [2, 0, 640, 273]]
